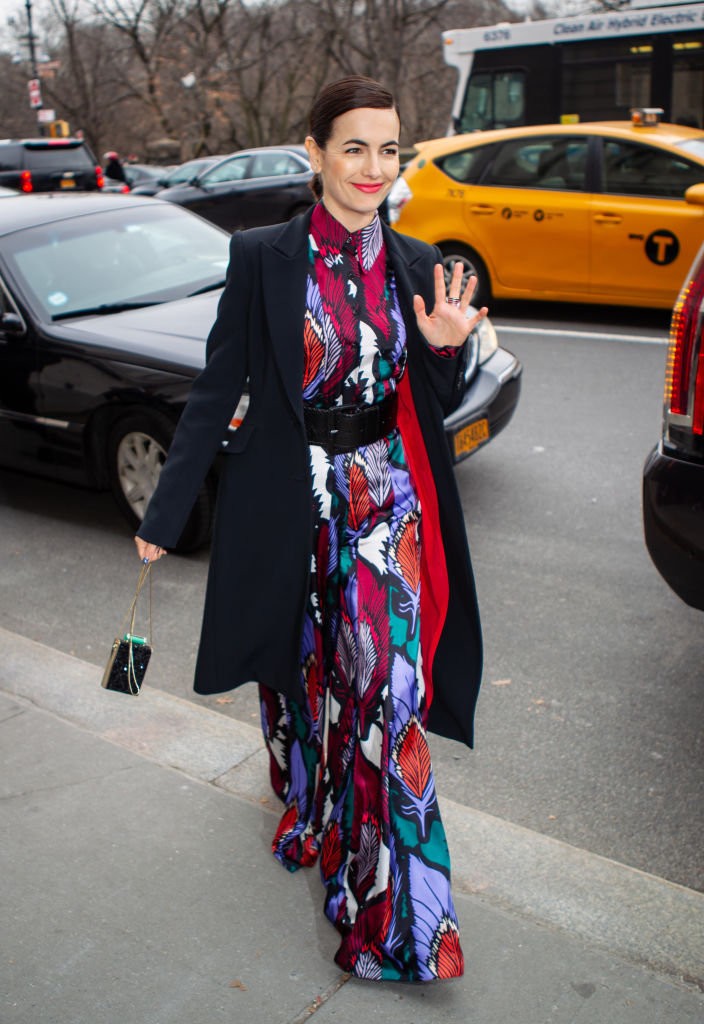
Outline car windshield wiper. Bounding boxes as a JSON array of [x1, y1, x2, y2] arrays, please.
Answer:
[[51, 300, 162, 321], [187, 279, 226, 297]]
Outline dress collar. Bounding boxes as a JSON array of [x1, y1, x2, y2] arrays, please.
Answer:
[[309, 202, 384, 273]]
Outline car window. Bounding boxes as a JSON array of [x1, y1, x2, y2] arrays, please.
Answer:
[[20, 144, 95, 171], [167, 159, 213, 184], [249, 152, 306, 178], [0, 144, 21, 171], [676, 138, 704, 161], [123, 166, 144, 185], [485, 136, 588, 191], [435, 144, 497, 184], [203, 156, 250, 184], [601, 140, 704, 198]]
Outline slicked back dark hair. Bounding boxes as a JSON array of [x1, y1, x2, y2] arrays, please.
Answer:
[[308, 76, 400, 200]]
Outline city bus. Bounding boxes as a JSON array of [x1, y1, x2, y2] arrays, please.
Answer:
[[443, 1, 704, 132]]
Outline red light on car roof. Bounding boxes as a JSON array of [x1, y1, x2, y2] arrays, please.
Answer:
[[20, 169, 32, 193]]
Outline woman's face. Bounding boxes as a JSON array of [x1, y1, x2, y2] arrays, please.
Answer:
[[306, 106, 400, 231]]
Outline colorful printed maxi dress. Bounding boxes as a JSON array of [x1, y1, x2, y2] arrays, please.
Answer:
[[258, 204, 463, 982]]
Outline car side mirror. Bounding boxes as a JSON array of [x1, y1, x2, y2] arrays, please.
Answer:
[[0, 311, 24, 335], [684, 183, 704, 206]]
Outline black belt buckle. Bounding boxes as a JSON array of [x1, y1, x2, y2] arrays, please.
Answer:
[[304, 392, 398, 455]]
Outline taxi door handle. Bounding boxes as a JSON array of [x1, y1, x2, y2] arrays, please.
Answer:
[[593, 213, 623, 225], [470, 204, 495, 215]]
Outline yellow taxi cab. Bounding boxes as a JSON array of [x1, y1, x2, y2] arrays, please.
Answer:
[[387, 110, 704, 309]]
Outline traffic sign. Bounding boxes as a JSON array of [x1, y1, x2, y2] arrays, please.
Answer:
[[28, 78, 42, 109]]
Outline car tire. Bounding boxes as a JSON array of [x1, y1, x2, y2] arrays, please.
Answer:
[[438, 243, 491, 308], [107, 410, 215, 553]]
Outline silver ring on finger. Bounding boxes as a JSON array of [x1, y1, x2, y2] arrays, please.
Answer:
[[445, 296, 461, 306]]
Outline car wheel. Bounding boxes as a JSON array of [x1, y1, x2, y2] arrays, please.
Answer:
[[438, 243, 491, 308], [107, 410, 215, 553]]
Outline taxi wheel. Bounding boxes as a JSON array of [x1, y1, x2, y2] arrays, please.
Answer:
[[439, 244, 491, 308], [107, 410, 215, 553]]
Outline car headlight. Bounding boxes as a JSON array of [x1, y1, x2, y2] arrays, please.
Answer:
[[469, 306, 497, 364], [387, 177, 413, 223]]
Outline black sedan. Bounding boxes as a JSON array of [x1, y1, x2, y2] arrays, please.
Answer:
[[0, 194, 521, 551], [158, 145, 314, 232], [102, 163, 172, 194], [129, 157, 221, 196], [643, 242, 704, 609]]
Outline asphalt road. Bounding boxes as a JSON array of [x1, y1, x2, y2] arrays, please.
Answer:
[[2, 301, 702, 892]]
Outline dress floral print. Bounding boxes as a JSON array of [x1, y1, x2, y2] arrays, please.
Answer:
[[259, 204, 463, 982]]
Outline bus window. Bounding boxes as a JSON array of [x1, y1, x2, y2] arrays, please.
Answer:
[[486, 136, 588, 190], [672, 36, 704, 129], [601, 139, 704, 198], [460, 71, 525, 132], [562, 38, 652, 121]]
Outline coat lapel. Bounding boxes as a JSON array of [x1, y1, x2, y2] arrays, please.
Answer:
[[381, 221, 429, 354], [260, 211, 313, 423]]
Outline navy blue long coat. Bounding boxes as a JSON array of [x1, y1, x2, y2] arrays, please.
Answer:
[[138, 210, 482, 746]]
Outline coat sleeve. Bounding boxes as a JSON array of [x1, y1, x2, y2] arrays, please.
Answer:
[[416, 245, 469, 417], [137, 231, 251, 548]]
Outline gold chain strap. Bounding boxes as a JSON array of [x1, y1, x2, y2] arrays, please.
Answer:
[[124, 563, 152, 695], [118, 562, 153, 645]]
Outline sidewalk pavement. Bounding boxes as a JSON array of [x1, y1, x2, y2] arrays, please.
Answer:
[[1, 625, 703, 1024]]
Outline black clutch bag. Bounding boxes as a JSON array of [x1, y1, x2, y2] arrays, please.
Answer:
[[101, 562, 153, 696]]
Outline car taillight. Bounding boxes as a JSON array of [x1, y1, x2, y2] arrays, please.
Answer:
[[664, 249, 704, 449], [96, 166, 104, 188], [20, 170, 32, 193]]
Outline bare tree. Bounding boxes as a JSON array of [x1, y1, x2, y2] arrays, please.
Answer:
[[0, 0, 516, 156]]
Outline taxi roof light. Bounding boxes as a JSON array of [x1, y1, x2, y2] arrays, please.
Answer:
[[631, 107, 664, 127]]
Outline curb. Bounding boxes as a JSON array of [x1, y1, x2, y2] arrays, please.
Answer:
[[1, 625, 702, 989]]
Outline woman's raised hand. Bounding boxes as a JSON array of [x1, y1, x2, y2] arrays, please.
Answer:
[[413, 262, 489, 349], [134, 536, 167, 563]]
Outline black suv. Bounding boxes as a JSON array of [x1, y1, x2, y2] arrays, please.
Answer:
[[0, 138, 102, 193]]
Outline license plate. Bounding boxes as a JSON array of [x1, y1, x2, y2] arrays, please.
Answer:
[[453, 418, 489, 459], [60, 178, 76, 188]]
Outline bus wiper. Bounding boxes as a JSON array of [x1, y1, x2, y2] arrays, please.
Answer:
[[52, 300, 161, 321]]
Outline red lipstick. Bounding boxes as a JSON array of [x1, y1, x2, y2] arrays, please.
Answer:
[[352, 183, 383, 193]]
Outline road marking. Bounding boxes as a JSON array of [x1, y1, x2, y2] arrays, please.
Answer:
[[494, 324, 668, 345]]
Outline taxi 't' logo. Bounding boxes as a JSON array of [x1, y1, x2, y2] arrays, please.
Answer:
[[645, 230, 679, 266]]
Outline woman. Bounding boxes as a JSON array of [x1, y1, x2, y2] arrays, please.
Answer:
[[136, 76, 485, 982]]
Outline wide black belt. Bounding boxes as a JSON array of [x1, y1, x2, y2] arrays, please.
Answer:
[[303, 391, 399, 455]]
